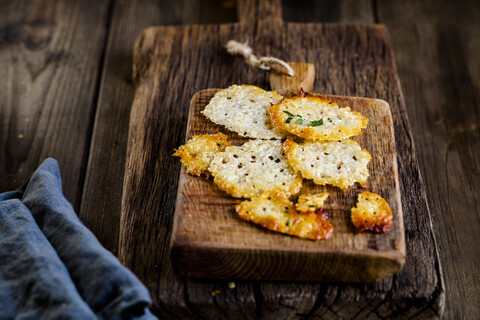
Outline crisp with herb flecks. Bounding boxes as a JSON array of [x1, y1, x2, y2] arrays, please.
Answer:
[[269, 90, 368, 141], [235, 189, 333, 240]]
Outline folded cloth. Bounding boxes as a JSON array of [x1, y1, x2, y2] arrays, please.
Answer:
[[0, 158, 156, 319], [0, 196, 96, 319]]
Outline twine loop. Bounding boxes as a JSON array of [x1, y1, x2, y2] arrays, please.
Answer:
[[226, 40, 295, 77]]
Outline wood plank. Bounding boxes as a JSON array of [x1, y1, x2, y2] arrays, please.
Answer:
[[172, 89, 405, 282], [79, 0, 171, 257], [123, 0, 444, 318], [376, 0, 480, 319], [79, 1, 246, 318], [80, 0, 238, 255], [0, 0, 111, 208]]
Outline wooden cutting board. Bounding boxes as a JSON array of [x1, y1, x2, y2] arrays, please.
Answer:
[[120, 0, 444, 317], [172, 88, 405, 282]]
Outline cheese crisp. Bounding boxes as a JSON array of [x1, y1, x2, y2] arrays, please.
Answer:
[[235, 190, 333, 240], [351, 191, 393, 233], [283, 137, 371, 189], [173, 133, 231, 178], [209, 140, 302, 198], [202, 85, 285, 139], [296, 192, 329, 213], [269, 91, 368, 140]]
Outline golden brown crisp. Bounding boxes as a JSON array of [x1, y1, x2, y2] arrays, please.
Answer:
[[173, 133, 231, 178], [235, 190, 333, 240], [269, 91, 368, 141], [295, 192, 330, 213], [283, 137, 371, 189], [209, 140, 302, 198], [351, 191, 393, 233]]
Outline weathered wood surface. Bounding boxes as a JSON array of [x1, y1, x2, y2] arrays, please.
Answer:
[[0, 0, 110, 209], [2, 0, 478, 319], [123, 0, 442, 318], [376, 1, 480, 318], [172, 89, 405, 283], [78, 0, 238, 257]]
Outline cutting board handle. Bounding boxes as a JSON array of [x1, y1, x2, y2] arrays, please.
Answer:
[[235, 0, 315, 92], [269, 62, 315, 92], [237, 0, 283, 30]]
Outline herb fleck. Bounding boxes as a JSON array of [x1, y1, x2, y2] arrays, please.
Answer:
[[311, 119, 324, 127], [285, 117, 293, 123], [286, 219, 291, 226], [293, 137, 303, 143], [283, 111, 294, 117], [296, 118, 304, 124]]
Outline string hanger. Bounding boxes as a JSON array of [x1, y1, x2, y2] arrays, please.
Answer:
[[226, 40, 295, 77]]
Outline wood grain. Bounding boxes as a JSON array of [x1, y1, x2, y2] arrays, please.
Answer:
[[0, 0, 110, 208], [269, 62, 315, 92], [80, 1, 240, 318], [172, 89, 405, 282], [78, 0, 237, 254], [79, 0, 170, 256], [122, 0, 444, 318], [377, 1, 480, 318]]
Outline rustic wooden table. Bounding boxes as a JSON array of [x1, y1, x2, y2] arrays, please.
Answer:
[[1, 0, 478, 319]]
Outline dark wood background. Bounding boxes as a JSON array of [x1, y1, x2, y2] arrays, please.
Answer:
[[1, 0, 478, 318]]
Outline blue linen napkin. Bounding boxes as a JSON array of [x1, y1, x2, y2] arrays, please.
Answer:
[[0, 197, 96, 319], [0, 158, 156, 319]]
